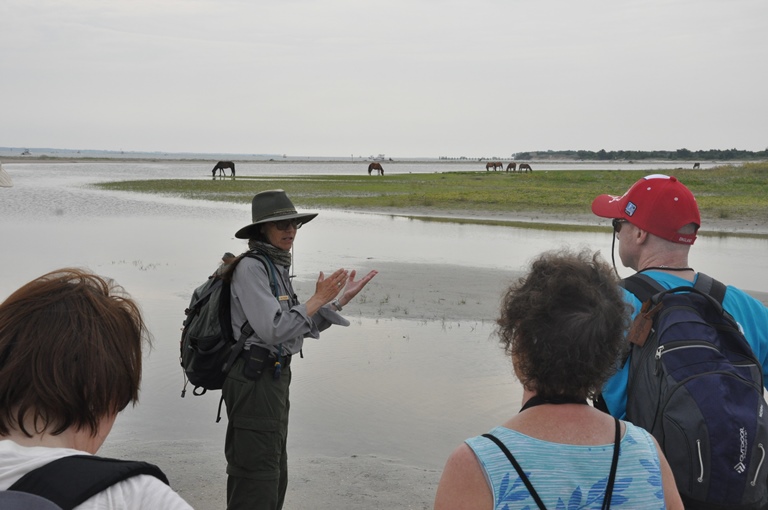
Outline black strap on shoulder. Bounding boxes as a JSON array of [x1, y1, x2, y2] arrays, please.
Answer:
[[213, 251, 282, 421], [602, 418, 621, 510], [220, 251, 280, 378], [622, 271, 727, 305], [243, 251, 280, 297], [482, 420, 621, 510], [620, 273, 665, 303], [692, 272, 727, 305], [481, 433, 547, 510], [7, 455, 169, 510]]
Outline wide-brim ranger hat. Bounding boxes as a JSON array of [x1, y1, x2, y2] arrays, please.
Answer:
[[234, 189, 318, 239], [591, 174, 701, 245]]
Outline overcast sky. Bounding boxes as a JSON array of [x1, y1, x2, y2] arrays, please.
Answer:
[[1, 0, 766, 158]]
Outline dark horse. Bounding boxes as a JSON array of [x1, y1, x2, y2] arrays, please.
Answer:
[[506, 162, 517, 172], [485, 162, 503, 171], [518, 163, 532, 172], [368, 162, 384, 175], [693, 162, 701, 169], [212, 161, 236, 178]]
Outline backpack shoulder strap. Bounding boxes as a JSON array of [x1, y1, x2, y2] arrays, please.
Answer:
[[693, 272, 727, 305], [7, 455, 169, 510], [242, 251, 280, 297], [622, 272, 728, 305], [620, 273, 665, 303], [218, 252, 281, 398]]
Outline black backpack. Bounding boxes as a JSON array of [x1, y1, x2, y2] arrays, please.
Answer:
[[179, 251, 278, 400], [621, 272, 768, 509], [3, 455, 168, 510]]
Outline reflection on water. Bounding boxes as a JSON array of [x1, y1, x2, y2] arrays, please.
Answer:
[[0, 162, 766, 471]]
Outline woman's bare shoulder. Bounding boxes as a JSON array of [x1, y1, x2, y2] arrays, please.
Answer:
[[434, 443, 492, 510]]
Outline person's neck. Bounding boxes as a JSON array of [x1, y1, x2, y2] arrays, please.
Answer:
[[2, 414, 114, 454], [3, 429, 79, 450], [634, 255, 695, 281]]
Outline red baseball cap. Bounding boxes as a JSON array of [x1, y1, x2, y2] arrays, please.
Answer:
[[591, 174, 701, 245]]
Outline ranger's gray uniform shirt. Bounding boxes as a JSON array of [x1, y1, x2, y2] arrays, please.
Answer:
[[230, 256, 349, 356]]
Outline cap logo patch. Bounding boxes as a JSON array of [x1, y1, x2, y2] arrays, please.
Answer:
[[625, 202, 637, 217]]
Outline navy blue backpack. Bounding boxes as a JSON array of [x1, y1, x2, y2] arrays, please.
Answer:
[[622, 273, 768, 509]]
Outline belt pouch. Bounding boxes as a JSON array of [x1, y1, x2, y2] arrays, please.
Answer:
[[243, 346, 270, 380]]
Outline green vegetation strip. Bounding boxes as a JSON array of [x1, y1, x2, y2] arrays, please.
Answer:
[[94, 162, 768, 236]]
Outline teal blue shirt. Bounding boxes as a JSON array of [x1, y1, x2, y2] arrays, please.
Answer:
[[466, 422, 666, 509]]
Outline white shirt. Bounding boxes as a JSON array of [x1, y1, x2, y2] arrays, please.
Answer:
[[0, 440, 193, 509]]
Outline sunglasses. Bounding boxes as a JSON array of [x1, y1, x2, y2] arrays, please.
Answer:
[[272, 219, 303, 231], [612, 218, 628, 233]]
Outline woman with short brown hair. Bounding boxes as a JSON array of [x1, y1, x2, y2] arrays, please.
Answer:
[[0, 268, 192, 509]]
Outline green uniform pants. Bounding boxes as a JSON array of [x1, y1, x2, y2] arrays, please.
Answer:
[[223, 356, 291, 510]]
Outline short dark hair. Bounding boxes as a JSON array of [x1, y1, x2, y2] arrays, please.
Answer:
[[497, 249, 629, 400], [0, 269, 148, 437]]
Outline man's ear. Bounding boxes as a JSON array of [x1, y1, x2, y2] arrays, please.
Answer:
[[635, 228, 649, 245]]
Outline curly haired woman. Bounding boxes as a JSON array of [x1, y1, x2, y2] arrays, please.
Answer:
[[434, 249, 682, 510]]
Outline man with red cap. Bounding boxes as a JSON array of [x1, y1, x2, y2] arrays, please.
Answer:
[[591, 174, 768, 419]]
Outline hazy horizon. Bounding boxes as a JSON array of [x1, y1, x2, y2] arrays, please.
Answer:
[[2, 1, 766, 157]]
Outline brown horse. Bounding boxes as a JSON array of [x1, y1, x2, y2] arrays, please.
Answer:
[[368, 162, 384, 175], [518, 163, 532, 172], [693, 162, 701, 169], [485, 162, 503, 171], [506, 162, 517, 172], [212, 161, 236, 178]]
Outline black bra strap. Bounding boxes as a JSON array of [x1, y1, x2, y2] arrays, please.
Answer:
[[603, 418, 621, 510], [481, 433, 547, 510]]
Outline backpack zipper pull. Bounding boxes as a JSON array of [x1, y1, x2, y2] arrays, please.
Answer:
[[654, 345, 665, 375]]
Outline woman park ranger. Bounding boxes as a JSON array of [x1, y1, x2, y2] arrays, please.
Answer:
[[221, 189, 377, 510]]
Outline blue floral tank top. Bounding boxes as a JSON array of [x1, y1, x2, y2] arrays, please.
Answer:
[[465, 421, 666, 509]]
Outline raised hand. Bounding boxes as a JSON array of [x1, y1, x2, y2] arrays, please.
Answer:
[[339, 269, 378, 307]]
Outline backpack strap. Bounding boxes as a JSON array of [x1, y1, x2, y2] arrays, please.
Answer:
[[692, 272, 727, 305], [620, 273, 665, 303], [221, 251, 280, 377], [7, 455, 169, 510], [214, 252, 281, 421], [243, 251, 280, 297], [622, 272, 727, 305]]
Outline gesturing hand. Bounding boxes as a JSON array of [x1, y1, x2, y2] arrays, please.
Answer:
[[339, 269, 378, 306], [315, 268, 349, 303]]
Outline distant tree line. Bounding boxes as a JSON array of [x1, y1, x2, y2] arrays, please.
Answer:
[[513, 148, 768, 161]]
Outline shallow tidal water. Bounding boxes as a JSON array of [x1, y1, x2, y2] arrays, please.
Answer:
[[0, 161, 766, 474]]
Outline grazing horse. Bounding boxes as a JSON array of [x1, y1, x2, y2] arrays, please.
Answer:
[[506, 162, 517, 172], [518, 163, 532, 172], [212, 161, 236, 178], [693, 162, 701, 169], [368, 162, 384, 175], [485, 162, 503, 171]]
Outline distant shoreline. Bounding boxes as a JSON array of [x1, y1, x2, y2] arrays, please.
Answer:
[[1, 154, 750, 165]]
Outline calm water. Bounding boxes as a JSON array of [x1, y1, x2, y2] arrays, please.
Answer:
[[0, 161, 766, 471]]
